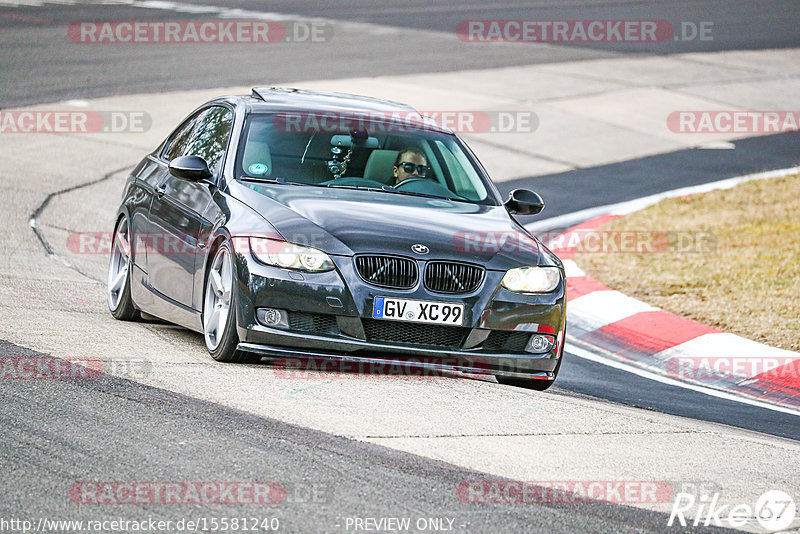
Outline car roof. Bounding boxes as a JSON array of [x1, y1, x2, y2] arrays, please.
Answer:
[[241, 87, 453, 134], [250, 87, 415, 112]]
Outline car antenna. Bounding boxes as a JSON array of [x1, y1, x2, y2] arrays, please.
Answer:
[[252, 87, 300, 101]]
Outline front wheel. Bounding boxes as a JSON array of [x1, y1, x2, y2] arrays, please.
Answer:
[[202, 241, 257, 363], [107, 215, 140, 321]]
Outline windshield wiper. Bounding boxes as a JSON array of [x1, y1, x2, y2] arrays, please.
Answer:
[[241, 178, 470, 202], [325, 184, 393, 193], [239, 176, 311, 186], [389, 189, 467, 202], [327, 183, 469, 202]]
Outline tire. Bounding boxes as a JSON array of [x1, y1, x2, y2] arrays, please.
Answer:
[[202, 240, 258, 363], [107, 215, 141, 321]]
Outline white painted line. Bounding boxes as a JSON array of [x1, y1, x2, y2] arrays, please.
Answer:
[[566, 340, 800, 418], [133, 0, 382, 30], [134, 0, 302, 20], [0, 1, 44, 6], [135, 1, 221, 14], [0, 0, 132, 5], [567, 290, 658, 330], [609, 166, 799, 216], [652, 332, 800, 366], [63, 99, 89, 108], [658, 333, 800, 361], [526, 165, 800, 232], [526, 203, 621, 233], [695, 141, 736, 150], [561, 259, 585, 278], [129, 0, 522, 42], [47, 253, 72, 268]]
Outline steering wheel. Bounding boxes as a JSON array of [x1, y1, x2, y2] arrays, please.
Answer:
[[320, 177, 388, 188], [393, 178, 429, 189], [393, 177, 468, 201]]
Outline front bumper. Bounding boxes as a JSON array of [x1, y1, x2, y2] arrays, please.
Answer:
[[232, 251, 566, 379]]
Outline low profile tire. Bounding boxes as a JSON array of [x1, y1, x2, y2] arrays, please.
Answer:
[[107, 215, 140, 321], [202, 241, 258, 363]]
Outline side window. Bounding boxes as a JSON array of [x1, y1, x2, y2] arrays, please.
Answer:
[[433, 139, 487, 201], [163, 110, 203, 162], [163, 106, 234, 175]]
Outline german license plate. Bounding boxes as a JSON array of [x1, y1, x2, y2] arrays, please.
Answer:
[[372, 297, 465, 326]]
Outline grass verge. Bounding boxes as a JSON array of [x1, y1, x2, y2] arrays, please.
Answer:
[[572, 172, 800, 351]]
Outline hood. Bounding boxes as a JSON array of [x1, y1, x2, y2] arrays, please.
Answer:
[[229, 181, 543, 271]]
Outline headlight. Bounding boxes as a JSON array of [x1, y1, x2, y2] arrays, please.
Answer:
[[249, 237, 334, 272], [501, 266, 560, 293]]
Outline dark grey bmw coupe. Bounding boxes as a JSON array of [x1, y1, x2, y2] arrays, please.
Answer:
[[108, 88, 566, 389]]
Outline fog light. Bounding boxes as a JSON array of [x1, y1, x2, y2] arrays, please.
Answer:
[[257, 308, 289, 329], [527, 334, 554, 354]]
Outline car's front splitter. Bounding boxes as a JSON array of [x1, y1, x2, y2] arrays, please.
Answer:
[[236, 323, 560, 377]]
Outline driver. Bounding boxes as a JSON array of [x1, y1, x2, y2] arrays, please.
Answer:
[[392, 148, 430, 186]]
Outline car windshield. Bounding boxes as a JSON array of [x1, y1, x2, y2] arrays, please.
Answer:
[[235, 112, 498, 205]]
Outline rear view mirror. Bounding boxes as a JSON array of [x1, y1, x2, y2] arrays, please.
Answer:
[[505, 189, 545, 215], [169, 155, 213, 182], [331, 134, 379, 149]]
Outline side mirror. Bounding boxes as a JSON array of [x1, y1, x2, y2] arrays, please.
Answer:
[[504, 189, 545, 215], [169, 155, 213, 182]]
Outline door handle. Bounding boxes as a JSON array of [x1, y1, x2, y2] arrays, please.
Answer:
[[154, 184, 166, 198]]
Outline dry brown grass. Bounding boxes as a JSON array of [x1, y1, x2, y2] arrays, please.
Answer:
[[573, 173, 800, 351]]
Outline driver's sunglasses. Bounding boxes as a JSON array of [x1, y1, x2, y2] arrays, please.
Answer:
[[395, 162, 429, 176]]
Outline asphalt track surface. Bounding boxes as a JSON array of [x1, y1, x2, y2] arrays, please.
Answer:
[[501, 132, 800, 224], [2, 1, 800, 532], [1, 339, 736, 533], [2, 0, 800, 106], [558, 346, 800, 442]]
